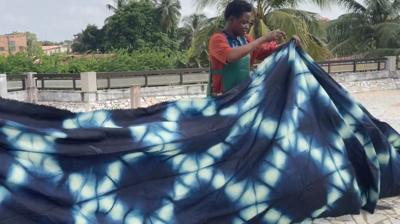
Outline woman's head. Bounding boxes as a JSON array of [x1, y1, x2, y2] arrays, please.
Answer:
[[224, 0, 253, 36]]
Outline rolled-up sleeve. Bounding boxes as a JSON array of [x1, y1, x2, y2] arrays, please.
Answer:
[[251, 41, 277, 64], [209, 33, 232, 65]]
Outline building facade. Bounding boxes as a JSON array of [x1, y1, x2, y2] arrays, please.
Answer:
[[42, 44, 71, 55], [0, 33, 28, 56]]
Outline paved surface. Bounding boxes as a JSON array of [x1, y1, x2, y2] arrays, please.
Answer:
[[352, 90, 400, 132]]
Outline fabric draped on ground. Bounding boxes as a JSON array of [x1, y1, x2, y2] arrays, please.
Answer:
[[0, 42, 399, 224]]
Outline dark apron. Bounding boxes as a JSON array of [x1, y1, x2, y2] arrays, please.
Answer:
[[207, 54, 250, 96]]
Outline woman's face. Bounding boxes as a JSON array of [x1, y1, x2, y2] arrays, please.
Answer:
[[230, 12, 252, 36]]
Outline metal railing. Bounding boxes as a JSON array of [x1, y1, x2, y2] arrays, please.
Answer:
[[6, 74, 26, 92], [35, 73, 80, 90], [4, 57, 391, 92], [318, 58, 387, 73], [97, 68, 209, 90]]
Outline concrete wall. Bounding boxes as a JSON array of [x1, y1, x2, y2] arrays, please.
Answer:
[[6, 90, 27, 101], [330, 70, 393, 82], [38, 90, 83, 102], [8, 84, 208, 102], [0, 74, 7, 97], [4, 71, 399, 102], [331, 70, 400, 93]]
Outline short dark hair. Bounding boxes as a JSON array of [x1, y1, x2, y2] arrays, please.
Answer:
[[224, 0, 253, 21]]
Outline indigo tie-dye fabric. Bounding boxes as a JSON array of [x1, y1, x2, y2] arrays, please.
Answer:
[[0, 42, 399, 224]]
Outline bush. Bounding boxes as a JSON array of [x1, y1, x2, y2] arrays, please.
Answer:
[[0, 48, 188, 74]]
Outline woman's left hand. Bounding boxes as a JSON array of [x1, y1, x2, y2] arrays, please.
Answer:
[[292, 35, 301, 47]]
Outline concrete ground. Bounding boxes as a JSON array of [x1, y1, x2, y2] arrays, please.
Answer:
[[352, 90, 400, 132]]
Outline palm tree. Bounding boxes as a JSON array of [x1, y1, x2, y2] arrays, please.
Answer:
[[154, 0, 182, 33], [106, 0, 131, 12], [182, 14, 209, 36], [178, 14, 208, 50], [193, 0, 364, 61], [71, 25, 103, 53], [187, 16, 225, 67], [327, 0, 400, 57]]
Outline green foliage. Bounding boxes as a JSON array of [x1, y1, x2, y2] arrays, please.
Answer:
[[194, 0, 347, 61], [0, 49, 186, 74], [182, 14, 209, 35], [0, 57, 6, 72], [71, 1, 181, 54], [0, 53, 36, 73], [317, 20, 329, 42], [177, 14, 216, 67], [2, 1, 187, 74], [266, 9, 332, 60], [103, 2, 160, 51], [155, 0, 182, 33], [26, 32, 43, 57], [106, 0, 131, 12], [188, 16, 225, 67], [72, 25, 104, 53], [327, 0, 400, 57], [177, 27, 193, 50], [8, 0, 385, 75], [41, 40, 62, 46]]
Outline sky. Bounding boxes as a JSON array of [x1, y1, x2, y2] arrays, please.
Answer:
[[0, 0, 351, 42]]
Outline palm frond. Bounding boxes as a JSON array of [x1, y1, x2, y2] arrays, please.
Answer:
[[327, 13, 366, 44], [188, 16, 224, 67], [157, 0, 181, 32], [334, 0, 366, 13], [304, 34, 333, 60], [373, 22, 400, 48], [249, 18, 270, 37], [106, 4, 117, 12], [267, 10, 313, 47], [196, 0, 230, 12], [393, 0, 400, 11], [329, 37, 365, 56], [276, 8, 323, 37], [363, 48, 400, 57]]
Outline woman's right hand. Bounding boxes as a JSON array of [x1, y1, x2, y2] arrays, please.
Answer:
[[264, 30, 286, 42]]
